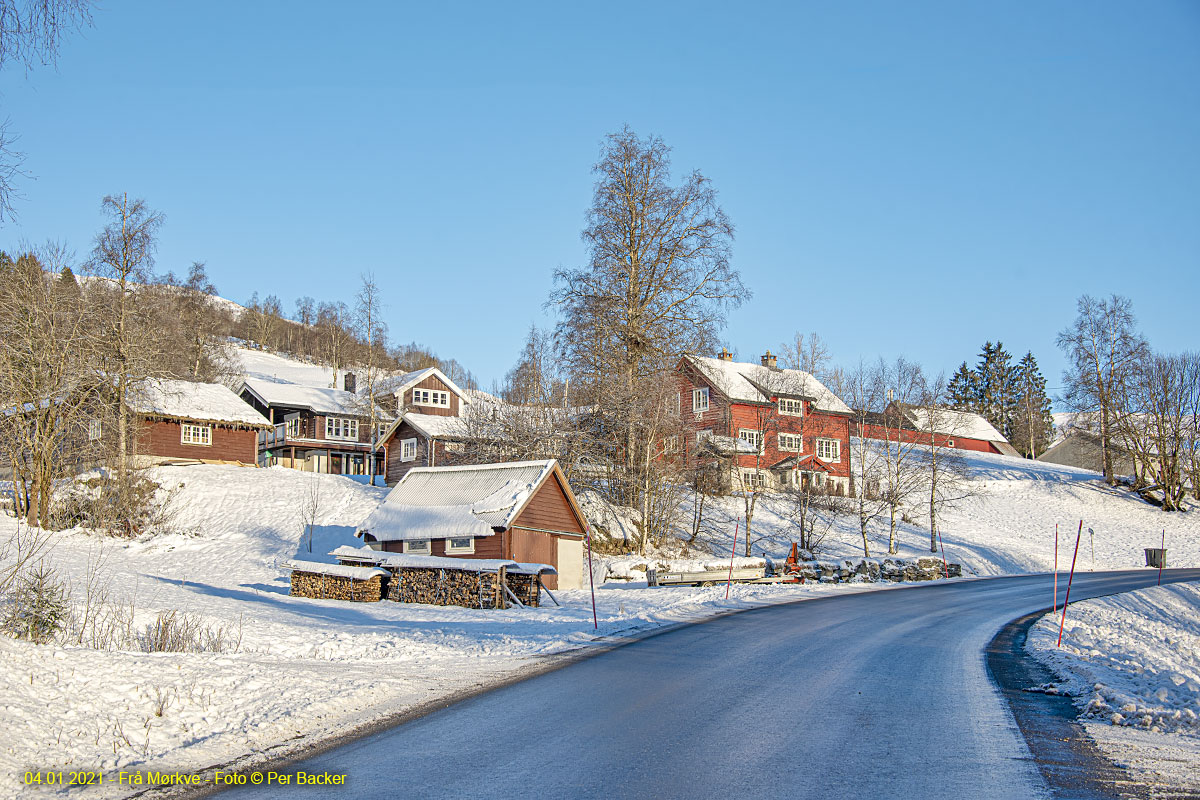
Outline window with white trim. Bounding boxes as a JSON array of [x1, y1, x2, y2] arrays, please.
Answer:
[[778, 433, 803, 452], [413, 388, 450, 408], [403, 539, 430, 555], [180, 424, 212, 446], [285, 416, 301, 437], [815, 437, 841, 462], [87, 420, 102, 441], [672, 392, 681, 415], [663, 435, 680, 454], [400, 438, 417, 462], [325, 416, 359, 440], [778, 398, 804, 416], [741, 470, 766, 490], [446, 537, 475, 554], [738, 429, 763, 451], [692, 387, 710, 413]]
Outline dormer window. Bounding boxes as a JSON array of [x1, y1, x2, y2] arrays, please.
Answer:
[[778, 398, 804, 416], [413, 389, 450, 408]]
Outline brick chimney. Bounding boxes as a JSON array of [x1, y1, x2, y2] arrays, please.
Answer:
[[717, 347, 733, 362], [761, 350, 777, 370], [343, 372, 357, 394]]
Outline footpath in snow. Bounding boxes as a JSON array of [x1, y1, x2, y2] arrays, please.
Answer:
[[1028, 581, 1200, 796]]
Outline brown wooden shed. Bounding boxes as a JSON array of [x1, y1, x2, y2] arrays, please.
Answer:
[[354, 459, 587, 590]]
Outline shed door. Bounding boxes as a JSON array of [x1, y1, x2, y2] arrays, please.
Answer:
[[511, 529, 556, 567]]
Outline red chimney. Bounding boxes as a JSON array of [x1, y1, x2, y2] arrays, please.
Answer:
[[717, 347, 733, 362]]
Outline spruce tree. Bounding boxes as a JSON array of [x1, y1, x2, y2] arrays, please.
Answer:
[[947, 362, 978, 411], [974, 341, 1018, 439], [1012, 351, 1054, 458]]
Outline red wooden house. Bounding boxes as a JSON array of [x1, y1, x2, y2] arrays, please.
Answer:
[[857, 402, 1019, 457], [127, 379, 272, 466], [674, 350, 854, 493], [354, 459, 587, 589]]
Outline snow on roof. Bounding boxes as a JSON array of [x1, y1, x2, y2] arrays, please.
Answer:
[[128, 379, 271, 427], [386, 367, 472, 405], [327, 545, 387, 564], [376, 554, 518, 573], [357, 460, 558, 542], [283, 559, 388, 580], [510, 562, 557, 575], [403, 412, 472, 440], [905, 407, 1008, 443], [686, 355, 852, 414], [703, 434, 759, 455], [241, 377, 365, 417]]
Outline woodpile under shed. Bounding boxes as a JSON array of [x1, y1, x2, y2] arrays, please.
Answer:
[[285, 560, 388, 602]]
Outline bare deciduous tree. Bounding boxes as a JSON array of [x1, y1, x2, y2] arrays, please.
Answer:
[[1057, 294, 1149, 484]]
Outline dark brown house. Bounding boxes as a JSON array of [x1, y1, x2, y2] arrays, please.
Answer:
[[238, 376, 392, 476], [374, 367, 478, 485], [354, 459, 587, 589]]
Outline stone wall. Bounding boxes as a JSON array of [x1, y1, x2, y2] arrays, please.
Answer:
[[290, 571, 384, 602], [790, 556, 962, 583]]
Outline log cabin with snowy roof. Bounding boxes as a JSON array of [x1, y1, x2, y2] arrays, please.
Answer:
[[127, 379, 272, 466], [673, 349, 855, 494], [372, 366, 482, 485], [857, 402, 1020, 457], [354, 459, 586, 590]]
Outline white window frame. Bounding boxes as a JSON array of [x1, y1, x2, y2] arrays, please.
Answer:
[[738, 428, 763, 452], [692, 387, 710, 413], [87, 419, 103, 441], [778, 433, 803, 452], [778, 398, 804, 416], [325, 416, 359, 441], [285, 416, 301, 437], [816, 437, 841, 462], [403, 539, 431, 555], [446, 536, 475, 554], [400, 437, 417, 462], [741, 470, 766, 491], [180, 423, 212, 446], [413, 388, 451, 408], [663, 435, 680, 454]]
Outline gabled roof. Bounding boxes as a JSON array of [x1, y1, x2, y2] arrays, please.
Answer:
[[239, 377, 371, 417], [683, 354, 852, 414], [901, 405, 1008, 443], [388, 366, 472, 405], [128, 379, 271, 428], [356, 459, 585, 542]]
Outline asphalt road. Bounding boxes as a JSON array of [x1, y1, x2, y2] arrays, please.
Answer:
[[221, 568, 1200, 800]]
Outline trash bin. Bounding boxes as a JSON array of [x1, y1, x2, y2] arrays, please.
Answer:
[[1145, 548, 1167, 568]]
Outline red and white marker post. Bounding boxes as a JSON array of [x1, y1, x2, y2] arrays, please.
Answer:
[[1158, 529, 1166, 587], [725, 522, 740, 600], [1056, 520, 1083, 648], [1053, 523, 1059, 613], [585, 525, 598, 630]]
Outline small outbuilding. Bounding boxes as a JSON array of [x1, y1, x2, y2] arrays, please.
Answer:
[[128, 379, 272, 466], [355, 459, 587, 590]]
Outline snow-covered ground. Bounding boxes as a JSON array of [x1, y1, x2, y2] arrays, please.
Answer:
[[1, 446, 1197, 799], [233, 347, 338, 389], [1028, 581, 1200, 796]]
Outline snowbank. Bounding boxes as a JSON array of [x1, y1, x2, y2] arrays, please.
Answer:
[[1028, 581, 1200, 794]]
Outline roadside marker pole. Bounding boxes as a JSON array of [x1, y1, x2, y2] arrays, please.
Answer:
[[585, 525, 597, 630], [1053, 524, 1058, 613], [1056, 520, 1083, 648], [725, 523, 740, 600], [936, 529, 948, 578], [1089, 527, 1095, 572], [1157, 529, 1165, 586]]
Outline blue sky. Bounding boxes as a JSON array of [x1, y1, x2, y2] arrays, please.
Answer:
[[2, 1, 1197, 394]]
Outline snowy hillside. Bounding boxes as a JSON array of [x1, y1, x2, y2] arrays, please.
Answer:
[[234, 347, 339, 389]]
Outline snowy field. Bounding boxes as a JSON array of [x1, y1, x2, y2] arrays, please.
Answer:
[[1, 449, 1197, 798], [1028, 581, 1200, 797]]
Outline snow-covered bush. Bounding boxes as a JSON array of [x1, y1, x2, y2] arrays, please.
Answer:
[[51, 470, 175, 537]]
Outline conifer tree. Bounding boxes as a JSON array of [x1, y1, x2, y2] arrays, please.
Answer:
[[947, 362, 977, 411], [1012, 351, 1054, 458]]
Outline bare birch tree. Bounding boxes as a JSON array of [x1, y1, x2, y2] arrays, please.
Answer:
[[842, 361, 886, 557], [88, 194, 164, 475], [915, 375, 975, 552], [550, 126, 747, 548], [876, 357, 925, 554], [1057, 294, 1149, 484], [354, 274, 388, 484]]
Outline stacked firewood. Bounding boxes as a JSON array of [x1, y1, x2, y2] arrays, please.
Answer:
[[387, 567, 503, 609], [290, 571, 384, 602]]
